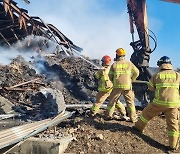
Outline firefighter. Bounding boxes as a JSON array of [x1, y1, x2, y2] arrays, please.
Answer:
[[106, 48, 139, 122], [91, 55, 128, 120], [134, 56, 180, 150]]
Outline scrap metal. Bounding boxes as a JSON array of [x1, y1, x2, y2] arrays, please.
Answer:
[[0, 0, 82, 52], [0, 111, 73, 150], [0, 113, 18, 120]]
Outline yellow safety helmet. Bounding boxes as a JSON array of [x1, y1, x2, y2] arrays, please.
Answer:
[[116, 48, 126, 56]]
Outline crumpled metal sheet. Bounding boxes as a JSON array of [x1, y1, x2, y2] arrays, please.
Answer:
[[0, 111, 72, 150], [0, 0, 82, 52]]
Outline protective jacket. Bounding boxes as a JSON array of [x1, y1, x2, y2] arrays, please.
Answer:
[[148, 64, 180, 108], [95, 66, 113, 92], [109, 57, 139, 90], [92, 65, 126, 116]]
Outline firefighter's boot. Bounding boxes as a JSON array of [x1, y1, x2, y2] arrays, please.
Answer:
[[127, 106, 137, 122], [168, 134, 179, 150]]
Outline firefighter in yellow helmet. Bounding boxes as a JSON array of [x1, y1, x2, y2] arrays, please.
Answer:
[[134, 56, 180, 150], [91, 55, 129, 120], [106, 48, 139, 122]]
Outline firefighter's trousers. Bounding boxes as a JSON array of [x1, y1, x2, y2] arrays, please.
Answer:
[[91, 90, 126, 115], [135, 103, 179, 149], [106, 88, 137, 121]]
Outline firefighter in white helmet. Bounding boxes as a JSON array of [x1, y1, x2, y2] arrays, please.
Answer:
[[134, 56, 180, 150], [106, 48, 139, 122], [91, 55, 128, 120]]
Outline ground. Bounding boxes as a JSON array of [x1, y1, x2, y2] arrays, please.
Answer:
[[63, 109, 180, 154]]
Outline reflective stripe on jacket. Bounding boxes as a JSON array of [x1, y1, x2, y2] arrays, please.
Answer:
[[95, 66, 113, 92], [109, 58, 139, 90], [148, 64, 180, 108]]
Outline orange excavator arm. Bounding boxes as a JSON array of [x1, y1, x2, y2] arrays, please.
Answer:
[[126, 0, 152, 68], [126, 0, 154, 107], [126, 0, 179, 107], [127, 0, 180, 69]]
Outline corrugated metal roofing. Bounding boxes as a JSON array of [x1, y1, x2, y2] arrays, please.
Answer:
[[0, 111, 72, 150]]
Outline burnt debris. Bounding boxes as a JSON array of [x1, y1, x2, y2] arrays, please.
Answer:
[[0, 0, 100, 121], [0, 0, 82, 53], [0, 55, 98, 120]]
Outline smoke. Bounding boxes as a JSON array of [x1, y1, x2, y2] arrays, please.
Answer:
[[17, 0, 180, 69], [21, 0, 133, 61], [0, 47, 37, 66], [0, 35, 60, 75]]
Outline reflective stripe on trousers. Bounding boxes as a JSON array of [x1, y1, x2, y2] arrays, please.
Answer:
[[140, 115, 149, 123], [168, 131, 179, 137]]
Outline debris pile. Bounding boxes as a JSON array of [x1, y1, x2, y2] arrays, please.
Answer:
[[0, 0, 98, 120], [0, 56, 44, 97], [47, 56, 98, 104], [0, 54, 98, 120]]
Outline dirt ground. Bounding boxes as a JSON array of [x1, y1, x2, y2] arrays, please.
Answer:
[[62, 109, 180, 154]]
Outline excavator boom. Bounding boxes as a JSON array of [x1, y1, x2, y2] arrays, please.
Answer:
[[126, 0, 179, 107], [126, 0, 154, 107], [127, 0, 151, 67]]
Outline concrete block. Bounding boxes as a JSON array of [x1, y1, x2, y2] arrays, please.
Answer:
[[0, 96, 14, 114], [7, 136, 74, 154]]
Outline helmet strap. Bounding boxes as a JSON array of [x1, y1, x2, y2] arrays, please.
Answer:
[[116, 54, 125, 60]]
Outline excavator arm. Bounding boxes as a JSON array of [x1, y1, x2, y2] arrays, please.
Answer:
[[126, 0, 180, 107], [126, 0, 155, 107], [127, 0, 151, 68]]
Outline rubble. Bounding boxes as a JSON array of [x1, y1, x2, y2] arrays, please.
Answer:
[[0, 96, 14, 114], [0, 54, 98, 120], [0, 111, 73, 152], [31, 87, 66, 119]]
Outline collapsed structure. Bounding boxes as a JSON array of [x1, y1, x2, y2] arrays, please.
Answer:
[[0, 1, 98, 152], [0, 0, 95, 117], [0, 0, 82, 52]]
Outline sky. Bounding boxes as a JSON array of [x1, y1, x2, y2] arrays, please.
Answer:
[[18, 0, 180, 69]]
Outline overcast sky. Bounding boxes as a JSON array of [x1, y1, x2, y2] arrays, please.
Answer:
[[18, 0, 180, 69]]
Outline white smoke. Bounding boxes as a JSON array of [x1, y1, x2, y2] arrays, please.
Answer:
[[3, 0, 171, 69], [0, 35, 60, 74], [0, 47, 37, 66], [20, 0, 133, 61], [20, 0, 179, 68]]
